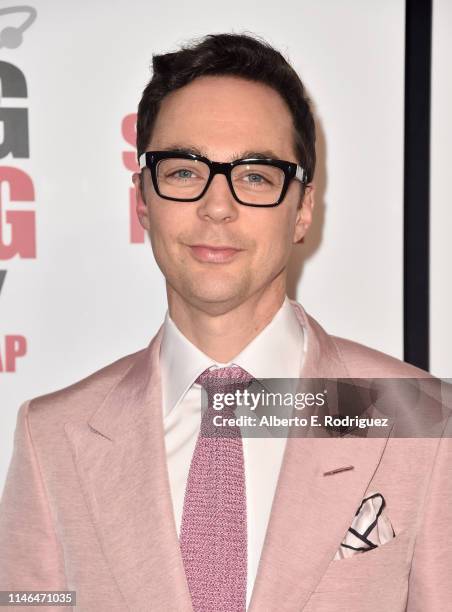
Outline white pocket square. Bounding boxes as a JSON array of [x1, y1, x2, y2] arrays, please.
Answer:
[[334, 492, 395, 560]]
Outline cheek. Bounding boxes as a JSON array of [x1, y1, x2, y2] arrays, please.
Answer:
[[148, 201, 180, 243], [256, 209, 294, 262], [146, 207, 180, 267]]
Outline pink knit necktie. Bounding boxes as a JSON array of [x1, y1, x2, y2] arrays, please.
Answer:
[[179, 366, 253, 612]]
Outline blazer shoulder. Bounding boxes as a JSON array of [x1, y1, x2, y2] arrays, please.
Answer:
[[331, 335, 433, 379], [26, 347, 147, 425]]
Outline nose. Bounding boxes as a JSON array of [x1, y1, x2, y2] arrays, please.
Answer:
[[196, 174, 239, 223]]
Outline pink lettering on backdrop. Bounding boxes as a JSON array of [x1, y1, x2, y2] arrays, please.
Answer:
[[122, 113, 145, 244], [0, 335, 27, 372], [0, 166, 36, 259]]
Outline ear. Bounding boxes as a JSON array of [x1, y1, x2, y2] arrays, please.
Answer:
[[293, 184, 315, 244], [132, 171, 150, 231]]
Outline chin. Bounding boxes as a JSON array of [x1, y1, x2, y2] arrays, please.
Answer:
[[183, 280, 250, 313]]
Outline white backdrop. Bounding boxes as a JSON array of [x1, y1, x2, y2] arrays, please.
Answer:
[[0, 0, 411, 490]]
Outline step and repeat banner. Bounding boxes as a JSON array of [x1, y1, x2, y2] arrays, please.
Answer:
[[1, 0, 448, 490]]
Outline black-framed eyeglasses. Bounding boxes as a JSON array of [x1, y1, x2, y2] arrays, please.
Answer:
[[139, 150, 308, 207]]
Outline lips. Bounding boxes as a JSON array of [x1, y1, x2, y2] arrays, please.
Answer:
[[188, 244, 243, 263]]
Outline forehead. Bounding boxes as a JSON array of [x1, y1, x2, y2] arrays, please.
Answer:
[[149, 75, 297, 161]]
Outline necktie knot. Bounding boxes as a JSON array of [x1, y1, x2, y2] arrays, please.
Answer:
[[196, 365, 253, 392], [195, 366, 252, 440]]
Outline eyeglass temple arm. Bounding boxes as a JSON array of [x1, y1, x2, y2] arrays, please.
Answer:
[[296, 165, 307, 184], [139, 153, 147, 169]]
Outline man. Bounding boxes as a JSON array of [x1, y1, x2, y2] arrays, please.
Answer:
[[0, 33, 451, 612]]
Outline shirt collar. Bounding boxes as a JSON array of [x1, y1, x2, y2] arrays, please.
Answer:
[[159, 296, 305, 418]]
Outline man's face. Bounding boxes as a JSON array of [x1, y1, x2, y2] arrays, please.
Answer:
[[133, 75, 314, 315]]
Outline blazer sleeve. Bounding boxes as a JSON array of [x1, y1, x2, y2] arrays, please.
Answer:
[[0, 400, 68, 601], [406, 418, 452, 610]]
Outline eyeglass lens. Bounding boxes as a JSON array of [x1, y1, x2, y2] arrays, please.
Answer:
[[156, 158, 285, 205]]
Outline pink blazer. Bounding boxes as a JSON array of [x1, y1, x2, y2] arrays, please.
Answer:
[[0, 301, 451, 611]]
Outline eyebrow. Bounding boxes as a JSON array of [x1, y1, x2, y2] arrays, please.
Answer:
[[159, 144, 282, 161]]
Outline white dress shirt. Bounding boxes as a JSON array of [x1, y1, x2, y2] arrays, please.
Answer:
[[160, 296, 306, 609]]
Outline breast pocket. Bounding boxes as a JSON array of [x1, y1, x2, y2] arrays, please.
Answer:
[[313, 528, 412, 595]]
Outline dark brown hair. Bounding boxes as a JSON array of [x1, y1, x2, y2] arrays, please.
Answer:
[[136, 32, 316, 182]]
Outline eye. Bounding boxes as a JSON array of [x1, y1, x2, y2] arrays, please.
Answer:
[[244, 173, 267, 184], [232, 164, 280, 188], [170, 168, 196, 180]]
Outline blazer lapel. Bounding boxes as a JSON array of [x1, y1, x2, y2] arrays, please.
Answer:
[[248, 302, 394, 610], [64, 328, 194, 611]]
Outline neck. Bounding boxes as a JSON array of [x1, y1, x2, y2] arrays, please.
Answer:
[[167, 282, 287, 363]]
